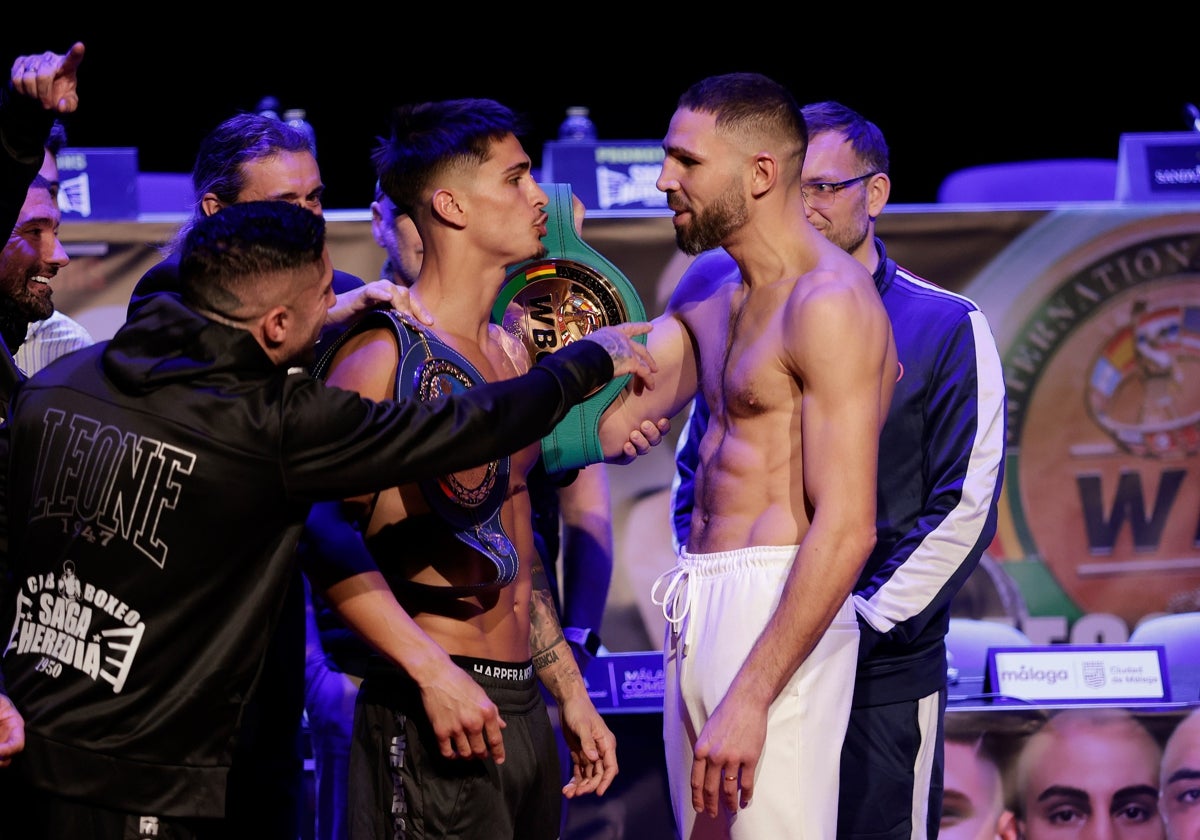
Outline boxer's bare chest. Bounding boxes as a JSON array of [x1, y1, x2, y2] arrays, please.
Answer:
[[695, 281, 796, 420]]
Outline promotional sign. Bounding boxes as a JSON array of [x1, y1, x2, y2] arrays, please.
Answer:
[[581, 650, 665, 714], [1117, 132, 1200, 202], [55, 147, 139, 221], [540, 140, 668, 213], [988, 645, 1169, 703], [965, 206, 1200, 644]]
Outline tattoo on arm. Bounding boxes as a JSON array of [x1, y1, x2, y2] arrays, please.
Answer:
[[585, 329, 630, 369], [532, 647, 560, 672], [528, 554, 567, 670]]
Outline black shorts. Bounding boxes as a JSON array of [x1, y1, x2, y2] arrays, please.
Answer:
[[348, 655, 561, 840], [0, 773, 222, 840]]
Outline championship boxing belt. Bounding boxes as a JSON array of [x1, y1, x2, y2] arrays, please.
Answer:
[[493, 183, 647, 473], [313, 310, 518, 591]]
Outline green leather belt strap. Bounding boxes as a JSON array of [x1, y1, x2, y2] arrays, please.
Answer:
[[493, 183, 647, 473]]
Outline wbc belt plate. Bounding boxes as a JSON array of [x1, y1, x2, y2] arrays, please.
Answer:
[[493, 183, 646, 473]]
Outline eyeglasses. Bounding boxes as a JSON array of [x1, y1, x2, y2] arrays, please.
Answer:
[[801, 172, 877, 210]]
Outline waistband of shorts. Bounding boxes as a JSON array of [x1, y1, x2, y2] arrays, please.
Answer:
[[452, 655, 535, 688], [362, 654, 540, 713], [678, 544, 799, 575], [364, 654, 534, 687]]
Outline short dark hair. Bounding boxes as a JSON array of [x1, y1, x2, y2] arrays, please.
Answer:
[[372, 98, 525, 217], [800, 101, 890, 176], [179, 200, 325, 314], [676, 72, 807, 151]]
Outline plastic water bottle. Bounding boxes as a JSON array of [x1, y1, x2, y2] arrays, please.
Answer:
[[558, 106, 597, 143], [284, 108, 317, 156], [255, 95, 281, 121]]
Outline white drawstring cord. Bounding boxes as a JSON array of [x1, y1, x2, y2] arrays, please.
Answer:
[[651, 565, 691, 632]]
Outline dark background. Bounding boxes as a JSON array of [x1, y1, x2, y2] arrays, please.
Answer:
[[3, 23, 1196, 209]]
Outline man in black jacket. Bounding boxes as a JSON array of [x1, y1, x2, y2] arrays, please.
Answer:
[[0, 200, 655, 838], [123, 110, 435, 836]]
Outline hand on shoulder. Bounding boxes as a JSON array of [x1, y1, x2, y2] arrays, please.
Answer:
[[325, 280, 433, 329]]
